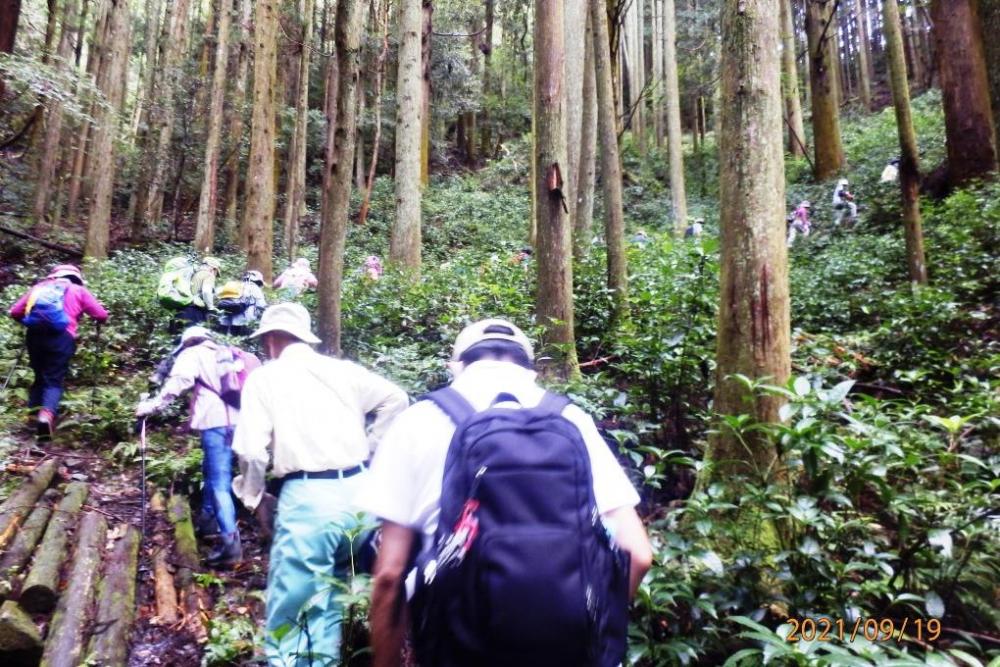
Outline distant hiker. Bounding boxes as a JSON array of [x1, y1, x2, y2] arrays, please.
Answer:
[[832, 178, 858, 225], [216, 270, 268, 336], [363, 255, 384, 280], [632, 228, 650, 245], [509, 247, 532, 267], [685, 219, 704, 238], [273, 257, 318, 298], [8, 264, 108, 440], [881, 157, 900, 183], [787, 200, 811, 247], [179, 257, 223, 326], [359, 318, 653, 667], [230, 303, 408, 665], [135, 325, 260, 567]]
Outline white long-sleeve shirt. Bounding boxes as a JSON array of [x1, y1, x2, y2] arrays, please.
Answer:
[[155, 341, 237, 430], [231, 342, 409, 510]]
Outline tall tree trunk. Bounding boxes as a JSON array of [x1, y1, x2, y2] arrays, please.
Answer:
[[708, 0, 789, 482], [479, 0, 495, 156], [282, 0, 314, 260], [355, 72, 367, 188], [564, 0, 587, 219], [391, 0, 423, 272], [0, 0, 22, 100], [652, 0, 664, 148], [982, 0, 1000, 143], [663, 0, 687, 229], [883, 0, 926, 284], [193, 0, 232, 253], [222, 0, 251, 241], [420, 1, 432, 186], [806, 0, 845, 179], [358, 0, 390, 227], [904, 10, 923, 89], [317, 0, 365, 354], [242, 0, 279, 280], [534, 0, 579, 380], [83, 0, 130, 259], [32, 0, 80, 226], [854, 0, 872, 109], [931, 0, 998, 186], [574, 10, 598, 262], [781, 0, 804, 140]]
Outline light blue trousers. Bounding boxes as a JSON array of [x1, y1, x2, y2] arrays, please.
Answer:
[[265, 474, 367, 667]]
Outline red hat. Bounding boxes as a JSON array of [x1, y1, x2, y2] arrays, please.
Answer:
[[47, 264, 84, 285]]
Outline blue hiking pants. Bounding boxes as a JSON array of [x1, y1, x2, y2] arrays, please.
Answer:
[[200, 426, 238, 537], [25, 328, 76, 416], [265, 474, 367, 666]]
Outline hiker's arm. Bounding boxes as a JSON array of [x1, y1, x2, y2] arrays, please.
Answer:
[[354, 367, 409, 451], [8, 292, 28, 320], [603, 505, 653, 599], [371, 521, 415, 667], [231, 377, 271, 510], [80, 288, 109, 322]]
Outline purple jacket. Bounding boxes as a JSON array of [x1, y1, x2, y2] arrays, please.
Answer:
[[9, 278, 109, 338]]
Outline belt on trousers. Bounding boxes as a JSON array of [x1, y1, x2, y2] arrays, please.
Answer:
[[280, 464, 366, 483]]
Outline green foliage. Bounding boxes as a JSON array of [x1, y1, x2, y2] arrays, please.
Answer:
[[203, 609, 262, 666]]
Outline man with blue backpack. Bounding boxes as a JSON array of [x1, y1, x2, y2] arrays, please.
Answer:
[[359, 318, 653, 667], [8, 264, 108, 440], [135, 325, 260, 567]]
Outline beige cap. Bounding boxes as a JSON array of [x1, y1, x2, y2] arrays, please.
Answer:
[[249, 303, 322, 345], [452, 318, 534, 362]]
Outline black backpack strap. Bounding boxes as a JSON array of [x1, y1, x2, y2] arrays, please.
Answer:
[[537, 391, 570, 415], [423, 387, 476, 426]]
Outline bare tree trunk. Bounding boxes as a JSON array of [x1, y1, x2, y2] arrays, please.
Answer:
[[564, 0, 587, 219], [355, 70, 367, 188], [652, 0, 664, 147], [708, 0, 789, 481], [534, 0, 579, 380], [806, 0, 845, 179], [391, 0, 423, 272], [931, 0, 998, 186], [780, 0, 806, 156], [883, 0, 926, 284], [83, 0, 130, 259], [663, 0, 687, 229], [420, 1, 432, 186], [479, 0, 495, 156], [193, 0, 232, 253], [904, 10, 923, 89], [0, 0, 22, 100], [855, 0, 872, 109], [574, 10, 598, 262], [242, 0, 279, 280], [281, 0, 313, 259], [222, 0, 251, 241], [358, 0, 390, 227], [982, 0, 1000, 143], [317, 0, 365, 354]]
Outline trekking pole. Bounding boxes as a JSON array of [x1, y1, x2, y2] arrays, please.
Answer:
[[1, 345, 26, 396], [90, 323, 103, 412], [139, 416, 148, 539]]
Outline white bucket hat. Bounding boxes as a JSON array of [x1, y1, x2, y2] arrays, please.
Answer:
[[180, 326, 212, 346], [249, 303, 321, 345], [452, 318, 534, 362]]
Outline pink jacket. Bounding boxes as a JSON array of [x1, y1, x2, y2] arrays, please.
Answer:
[[9, 278, 109, 338]]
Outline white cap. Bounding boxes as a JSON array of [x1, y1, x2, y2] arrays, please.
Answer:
[[180, 326, 212, 346], [249, 303, 321, 345], [452, 318, 534, 362]]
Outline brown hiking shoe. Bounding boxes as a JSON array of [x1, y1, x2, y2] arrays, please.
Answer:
[[36, 409, 55, 441]]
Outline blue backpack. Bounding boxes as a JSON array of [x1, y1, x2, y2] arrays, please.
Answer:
[[410, 387, 630, 667], [22, 281, 71, 332]]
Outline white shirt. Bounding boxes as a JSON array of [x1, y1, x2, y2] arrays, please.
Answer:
[[157, 341, 238, 431], [356, 360, 640, 550], [231, 343, 409, 510]]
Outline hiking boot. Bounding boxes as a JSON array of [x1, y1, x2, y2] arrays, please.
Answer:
[[195, 512, 221, 537], [206, 532, 242, 568], [36, 409, 55, 442]]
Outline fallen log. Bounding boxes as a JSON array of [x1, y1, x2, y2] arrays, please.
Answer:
[[0, 489, 58, 599], [39, 511, 107, 667], [149, 492, 178, 624], [167, 494, 199, 585], [0, 599, 43, 665], [0, 225, 84, 258], [88, 525, 140, 666], [0, 459, 59, 551], [19, 482, 89, 613]]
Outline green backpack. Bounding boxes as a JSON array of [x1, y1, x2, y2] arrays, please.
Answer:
[[157, 257, 194, 309]]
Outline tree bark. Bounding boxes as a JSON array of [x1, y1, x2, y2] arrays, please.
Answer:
[[391, 0, 423, 273], [88, 525, 140, 666], [0, 599, 42, 661], [535, 0, 579, 380], [982, 0, 1000, 144], [420, 1, 433, 186], [18, 481, 88, 614], [931, 0, 998, 186], [0, 490, 57, 597], [652, 0, 664, 147], [806, 0, 845, 179], [0, 0, 22, 100], [281, 0, 313, 260], [564, 0, 587, 219], [358, 0, 390, 228], [149, 492, 179, 625], [854, 0, 873, 109], [242, 0, 280, 280], [222, 0, 252, 241], [317, 0, 365, 354], [0, 459, 58, 552], [780, 0, 806, 156], [708, 0, 789, 481], [663, 0, 687, 229], [883, 0, 927, 284], [574, 10, 598, 262], [38, 512, 107, 667]]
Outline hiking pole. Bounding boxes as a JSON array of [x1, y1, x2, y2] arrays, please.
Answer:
[[90, 323, 103, 412], [139, 416, 148, 539]]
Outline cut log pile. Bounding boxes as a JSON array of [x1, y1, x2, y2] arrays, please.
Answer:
[[0, 460, 203, 666]]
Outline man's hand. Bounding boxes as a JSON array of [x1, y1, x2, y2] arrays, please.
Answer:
[[135, 398, 161, 417], [371, 521, 416, 667], [254, 492, 278, 542]]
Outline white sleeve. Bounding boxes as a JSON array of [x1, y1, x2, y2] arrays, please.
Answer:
[[231, 374, 272, 510], [563, 405, 641, 514]]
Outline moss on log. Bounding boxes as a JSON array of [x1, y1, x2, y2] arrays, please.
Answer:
[[167, 494, 199, 586], [0, 459, 59, 551], [39, 511, 107, 667], [19, 482, 89, 614], [0, 599, 43, 665], [0, 489, 58, 600], [88, 525, 140, 666]]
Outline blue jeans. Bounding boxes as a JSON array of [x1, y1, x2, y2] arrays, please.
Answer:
[[200, 427, 238, 537], [26, 328, 76, 416]]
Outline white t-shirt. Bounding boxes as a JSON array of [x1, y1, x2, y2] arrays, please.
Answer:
[[355, 360, 641, 550]]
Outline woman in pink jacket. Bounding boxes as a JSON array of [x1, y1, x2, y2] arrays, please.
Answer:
[[8, 264, 108, 439]]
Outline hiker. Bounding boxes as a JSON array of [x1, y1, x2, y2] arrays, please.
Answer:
[[230, 303, 408, 665], [359, 318, 653, 667], [509, 247, 532, 267], [363, 255, 384, 280], [216, 270, 268, 336], [135, 325, 258, 567], [272, 257, 318, 298], [787, 200, 811, 247], [632, 229, 650, 245], [157, 256, 196, 333], [179, 257, 223, 326], [832, 178, 858, 225], [881, 157, 900, 183], [8, 264, 108, 440], [685, 218, 704, 238]]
